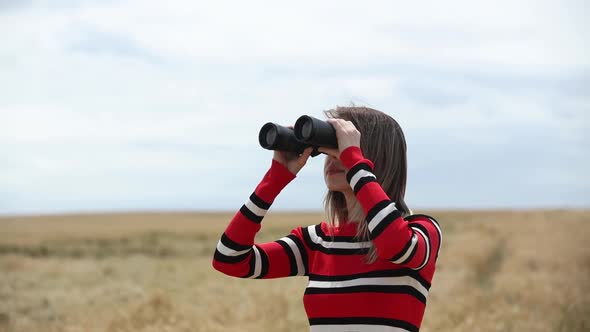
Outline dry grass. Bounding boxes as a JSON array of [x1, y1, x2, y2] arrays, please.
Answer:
[[0, 210, 589, 332]]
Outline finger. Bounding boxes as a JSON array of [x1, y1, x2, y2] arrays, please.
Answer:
[[327, 118, 352, 133], [341, 120, 354, 128], [338, 120, 356, 131], [297, 147, 314, 164], [301, 147, 313, 158], [326, 118, 345, 127]]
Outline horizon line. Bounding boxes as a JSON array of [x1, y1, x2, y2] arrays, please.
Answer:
[[1, 206, 589, 219]]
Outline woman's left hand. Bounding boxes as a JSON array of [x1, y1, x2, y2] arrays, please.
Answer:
[[318, 118, 361, 158]]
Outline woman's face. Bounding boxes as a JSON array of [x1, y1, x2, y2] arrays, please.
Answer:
[[323, 154, 350, 192]]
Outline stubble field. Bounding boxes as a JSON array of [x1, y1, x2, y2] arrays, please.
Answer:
[[0, 210, 589, 332]]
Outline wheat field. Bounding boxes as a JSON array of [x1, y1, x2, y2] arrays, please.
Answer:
[[0, 210, 589, 332]]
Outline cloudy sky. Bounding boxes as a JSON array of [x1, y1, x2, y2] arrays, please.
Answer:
[[1, 0, 588, 215]]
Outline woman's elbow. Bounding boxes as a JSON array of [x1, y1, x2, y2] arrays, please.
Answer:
[[211, 257, 230, 275], [211, 258, 245, 278]]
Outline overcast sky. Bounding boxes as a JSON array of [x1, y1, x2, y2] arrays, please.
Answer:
[[1, 0, 588, 215]]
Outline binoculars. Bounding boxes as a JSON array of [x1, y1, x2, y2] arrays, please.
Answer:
[[258, 115, 338, 156]]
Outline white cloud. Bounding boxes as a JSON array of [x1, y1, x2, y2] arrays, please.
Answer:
[[0, 0, 588, 214], [3, 0, 588, 68]]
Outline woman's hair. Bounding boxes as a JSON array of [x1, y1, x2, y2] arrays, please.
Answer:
[[323, 106, 410, 263]]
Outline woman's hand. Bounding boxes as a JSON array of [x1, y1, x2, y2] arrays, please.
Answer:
[[273, 147, 314, 175], [318, 118, 361, 159]]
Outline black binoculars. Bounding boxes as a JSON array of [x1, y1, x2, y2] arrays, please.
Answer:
[[258, 115, 338, 156]]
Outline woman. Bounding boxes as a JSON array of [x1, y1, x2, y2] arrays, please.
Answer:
[[212, 106, 442, 332]]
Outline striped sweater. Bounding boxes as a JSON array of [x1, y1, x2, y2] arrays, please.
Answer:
[[212, 146, 442, 332]]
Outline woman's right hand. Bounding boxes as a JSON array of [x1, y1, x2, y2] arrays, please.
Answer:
[[273, 147, 314, 175]]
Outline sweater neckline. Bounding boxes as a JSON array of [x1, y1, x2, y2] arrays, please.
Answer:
[[321, 220, 359, 236]]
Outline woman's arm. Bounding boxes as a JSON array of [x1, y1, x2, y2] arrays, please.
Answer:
[[212, 148, 312, 278], [323, 119, 442, 271], [340, 146, 442, 271]]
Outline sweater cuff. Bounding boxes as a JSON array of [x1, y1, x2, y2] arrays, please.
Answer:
[[340, 146, 374, 170], [255, 159, 297, 203]]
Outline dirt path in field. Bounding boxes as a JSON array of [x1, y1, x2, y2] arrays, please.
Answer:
[[0, 210, 588, 332]]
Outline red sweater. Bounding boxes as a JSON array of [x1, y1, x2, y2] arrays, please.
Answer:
[[212, 147, 442, 332]]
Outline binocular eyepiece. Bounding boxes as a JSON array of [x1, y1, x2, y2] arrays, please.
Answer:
[[258, 115, 338, 156]]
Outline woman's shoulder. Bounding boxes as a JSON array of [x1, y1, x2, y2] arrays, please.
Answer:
[[404, 213, 443, 243], [404, 213, 440, 225]]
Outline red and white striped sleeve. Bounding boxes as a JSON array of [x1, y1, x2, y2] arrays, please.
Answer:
[[340, 146, 442, 271], [212, 160, 309, 279]]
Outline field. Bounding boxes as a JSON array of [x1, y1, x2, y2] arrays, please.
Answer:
[[0, 210, 589, 332]]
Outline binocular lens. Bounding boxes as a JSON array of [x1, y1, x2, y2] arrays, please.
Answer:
[[265, 126, 277, 146], [301, 121, 313, 140], [258, 122, 308, 154], [259, 123, 278, 149]]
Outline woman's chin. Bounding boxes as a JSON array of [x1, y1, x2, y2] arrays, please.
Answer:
[[325, 181, 350, 192]]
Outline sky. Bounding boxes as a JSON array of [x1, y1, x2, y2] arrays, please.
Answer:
[[0, 0, 589, 215]]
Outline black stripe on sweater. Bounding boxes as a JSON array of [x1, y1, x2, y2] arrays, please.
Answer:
[[406, 214, 441, 229], [276, 239, 298, 276], [308, 317, 419, 332], [249, 192, 271, 210], [345, 162, 373, 183], [408, 214, 443, 260], [288, 234, 309, 276], [353, 176, 378, 195], [400, 238, 419, 266], [365, 200, 391, 225], [308, 268, 431, 290], [256, 245, 269, 279], [390, 234, 415, 262], [304, 285, 426, 304], [220, 233, 251, 251], [370, 209, 402, 239], [239, 205, 263, 224], [410, 223, 431, 269], [213, 249, 250, 264]]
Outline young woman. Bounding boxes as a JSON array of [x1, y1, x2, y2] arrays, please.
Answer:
[[212, 107, 442, 332]]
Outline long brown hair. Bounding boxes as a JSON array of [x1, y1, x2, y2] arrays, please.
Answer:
[[323, 106, 411, 263]]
